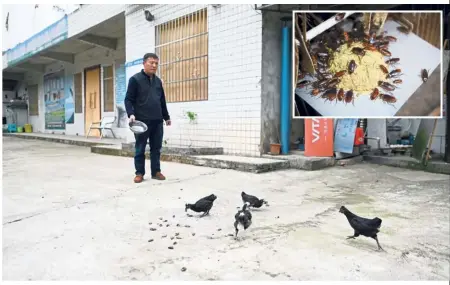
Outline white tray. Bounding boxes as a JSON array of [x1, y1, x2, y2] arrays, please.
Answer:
[[295, 18, 441, 117]]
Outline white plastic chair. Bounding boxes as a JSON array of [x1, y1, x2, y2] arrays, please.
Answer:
[[86, 116, 117, 139]]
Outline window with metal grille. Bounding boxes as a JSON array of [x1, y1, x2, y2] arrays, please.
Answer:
[[103, 65, 115, 112], [155, 8, 208, 103], [28, 84, 39, 116], [74, 72, 83, 113]]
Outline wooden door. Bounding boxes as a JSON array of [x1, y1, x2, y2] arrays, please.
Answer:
[[84, 66, 101, 137]]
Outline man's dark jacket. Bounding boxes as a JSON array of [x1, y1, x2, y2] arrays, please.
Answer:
[[124, 70, 170, 122]]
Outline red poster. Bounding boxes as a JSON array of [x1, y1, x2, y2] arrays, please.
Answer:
[[304, 118, 334, 157]]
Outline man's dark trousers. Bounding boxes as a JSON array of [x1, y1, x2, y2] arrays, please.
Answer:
[[134, 120, 164, 177]]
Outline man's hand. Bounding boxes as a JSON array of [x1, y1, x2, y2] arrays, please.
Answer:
[[129, 115, 136, 123], [165, 120, 172, 126]]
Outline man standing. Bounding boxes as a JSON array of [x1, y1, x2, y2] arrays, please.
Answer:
[[125, 53, 171, 183]]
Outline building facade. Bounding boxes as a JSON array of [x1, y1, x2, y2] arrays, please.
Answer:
[[3, 4, 302, 157]]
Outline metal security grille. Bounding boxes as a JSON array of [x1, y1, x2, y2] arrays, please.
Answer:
[[155, 9, 208, 103]]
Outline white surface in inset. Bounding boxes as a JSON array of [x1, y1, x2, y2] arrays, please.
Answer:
[[305, 12, 355, 40], [296, 19, 441, 117]]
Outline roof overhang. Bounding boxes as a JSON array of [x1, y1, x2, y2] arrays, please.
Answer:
[[2, 12, 125, 76]]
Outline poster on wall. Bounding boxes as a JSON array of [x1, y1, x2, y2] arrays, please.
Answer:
[[115, 63, 128, 128], [333, 119, 359, 154], [65, 74, 75, 124], [44, 70, 65, 129]]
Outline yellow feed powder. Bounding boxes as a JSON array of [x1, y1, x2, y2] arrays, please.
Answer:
[[328, 42, 388, 96]]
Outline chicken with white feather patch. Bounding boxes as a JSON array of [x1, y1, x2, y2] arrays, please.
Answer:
[[234, 202, 252, 239], [241, 191, 269, 209]]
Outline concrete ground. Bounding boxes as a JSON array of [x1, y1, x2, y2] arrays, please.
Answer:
[[2, 136, 449, 281]]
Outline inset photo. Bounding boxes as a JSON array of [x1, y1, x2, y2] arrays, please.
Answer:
[[293, 11, 443, 118]]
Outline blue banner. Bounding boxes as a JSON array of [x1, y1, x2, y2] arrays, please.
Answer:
[[64, 74, 75, 124], [333, 119, 359, 154]]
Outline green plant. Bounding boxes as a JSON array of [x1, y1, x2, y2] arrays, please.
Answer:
[[186, 111, 197, 123]]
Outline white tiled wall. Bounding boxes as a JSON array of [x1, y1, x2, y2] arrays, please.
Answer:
[[125, 4, 263, 156]]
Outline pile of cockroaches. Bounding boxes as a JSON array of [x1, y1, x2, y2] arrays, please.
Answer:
[[296, 12, 430, 107]]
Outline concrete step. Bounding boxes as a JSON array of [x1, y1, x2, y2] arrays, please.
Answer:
[[92, 144, 288, 173], [3, 132, 121, 147], [363, 154, 450, 175], [262, 150, 336, 171]]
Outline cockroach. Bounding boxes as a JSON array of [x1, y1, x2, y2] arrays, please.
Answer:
[[370, 88, 380, 101], [380, 94, 397, 104], [378, 81, 397, 92], [393, 79, 403, 84], [379, 65, 389, 75], [397, 26, 410, 35], [321, 88, 337, 102], [379, 48, 392, 57], [385, 35, 397, 42], [343, 32, 349, 42], [363, 43, 377, 51], [374, 40, 390, 47], [311, 55, 318, 67], [317, 61, 329, 69], [421, 68, 430, 83], [352, 47, 365, 56], [385, 58, 400, 65], [344, 90, 355, 106], [311, 89, 321, 97], [387, 68, 402, 78], [297, 80, 311, 88], [337, 88, 345, 101], [378, 44, 389, 50], [369, 32, 376, 43], [348, 60, 357, 74], [313, 79, 329, 89], [335, 13, 346, 21], [334, 70, 347, 78], [319, 73, 334, 80], [326, 78, 341, 89], [317, 52, 329, 59], [317, 67, 328, 74], [347, 38, 354, 48]]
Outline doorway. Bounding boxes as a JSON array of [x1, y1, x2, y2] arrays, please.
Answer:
[[84, 66, 102, 137]]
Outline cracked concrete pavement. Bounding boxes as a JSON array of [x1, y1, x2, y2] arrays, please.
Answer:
[[2, 136, 450, 281]]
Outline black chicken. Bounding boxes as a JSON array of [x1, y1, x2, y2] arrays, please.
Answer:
[[234, 202, 252, 239], [339, 206, 384, 251], [241, 191, 268, 209], [185, 194, 217, 217]]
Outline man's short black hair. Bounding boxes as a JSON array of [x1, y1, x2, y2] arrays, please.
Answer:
[[143, 53, 159, 62]]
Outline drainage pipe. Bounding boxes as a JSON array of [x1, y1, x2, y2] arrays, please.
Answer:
[[280, 20, 291, 155]]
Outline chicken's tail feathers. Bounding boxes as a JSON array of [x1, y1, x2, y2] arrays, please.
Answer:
[[241, 191, 246, 197]]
